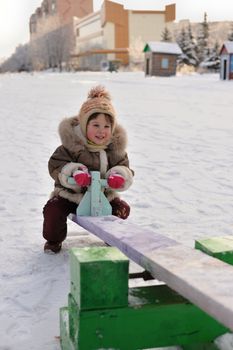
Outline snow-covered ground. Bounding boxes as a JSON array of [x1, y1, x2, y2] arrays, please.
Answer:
[[1, 71, 233, 350]]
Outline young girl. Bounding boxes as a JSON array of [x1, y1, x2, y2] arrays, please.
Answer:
[[43, 85, 134, 253]]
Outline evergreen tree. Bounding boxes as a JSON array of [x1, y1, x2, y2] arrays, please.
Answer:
[[176, 27, 189, 65], [227, 23, 233, 41], [176, 27, 186, 50], [161, 27, 172, 42], [185, 24, 199, 66], [176, 25, 199, 67], [200, 40, 220, 72], [196, 12, 209, 63]]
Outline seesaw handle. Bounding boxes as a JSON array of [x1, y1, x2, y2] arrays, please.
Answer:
[[68, 175, 109, 188]]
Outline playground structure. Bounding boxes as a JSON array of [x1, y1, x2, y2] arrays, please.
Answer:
[[60, 172, 233, 349]]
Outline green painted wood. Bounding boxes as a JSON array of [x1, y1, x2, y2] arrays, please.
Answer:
[[67, 285, 227, 350], [76, 191, 91, 216], [60, 307, 75, 350], [90, 171, 112, 216], [72, 215, 233, 331], [143, 43, 150, 52], [70, 247, 129, 310], [195, 236, 233, 265], [68, 293, 79, 345], [76, 171, 112, 216]]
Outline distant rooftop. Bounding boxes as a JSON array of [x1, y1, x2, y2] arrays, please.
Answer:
[[221, 41, 233, 54]]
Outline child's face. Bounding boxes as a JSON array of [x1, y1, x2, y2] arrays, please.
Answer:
[[86, 113, 112, 145]]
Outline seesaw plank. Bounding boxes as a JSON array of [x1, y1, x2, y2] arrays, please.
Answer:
[[71, 214, 233, 331]]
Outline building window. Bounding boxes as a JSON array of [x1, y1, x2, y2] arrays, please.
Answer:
[[30, 22, 37, 34], [51, 0, 56, 13], [76, 28, 80, 37], [161, 58, 169, 69]]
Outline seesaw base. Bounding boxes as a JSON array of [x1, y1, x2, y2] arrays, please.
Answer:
[[60, 247, 226, 350], [195, 235, 233, 265]]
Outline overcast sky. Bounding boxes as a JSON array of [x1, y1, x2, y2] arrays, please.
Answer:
[[1, 0, 233, 59]]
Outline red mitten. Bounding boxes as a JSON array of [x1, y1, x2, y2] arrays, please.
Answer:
[[73, 170, 91, 187], [107, 174, 125, 189]]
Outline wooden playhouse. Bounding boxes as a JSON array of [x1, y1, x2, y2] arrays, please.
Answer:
[[143, 41, 182, 77], [220, 41, 233, 80]]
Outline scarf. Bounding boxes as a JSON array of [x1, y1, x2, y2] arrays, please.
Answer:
[[74, 124, 110, 175]]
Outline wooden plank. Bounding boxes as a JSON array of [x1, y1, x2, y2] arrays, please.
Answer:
[[71, 214, 233, 331]]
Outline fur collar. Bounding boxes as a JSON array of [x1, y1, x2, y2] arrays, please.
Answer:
[[58, 116, 128, 156]]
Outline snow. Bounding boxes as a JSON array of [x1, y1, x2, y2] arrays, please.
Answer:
[[1, 71, 233, 349], [144, 41, 182, 55]]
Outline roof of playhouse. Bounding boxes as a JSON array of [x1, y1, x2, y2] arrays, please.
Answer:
[[143, 41, 182, 55], [220, 41, 233, 55]]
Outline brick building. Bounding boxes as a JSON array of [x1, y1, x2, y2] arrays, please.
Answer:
[[30, 0, 93, 39]]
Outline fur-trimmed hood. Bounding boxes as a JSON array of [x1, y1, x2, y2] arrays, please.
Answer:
[[48, 116, 133, 204], [58, 116, 128, 157]]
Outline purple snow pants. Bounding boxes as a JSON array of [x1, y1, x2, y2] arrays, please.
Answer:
[[42, 196, 77, 243]]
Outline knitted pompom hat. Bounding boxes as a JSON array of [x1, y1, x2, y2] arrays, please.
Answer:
[[78, 85, 116, 136]]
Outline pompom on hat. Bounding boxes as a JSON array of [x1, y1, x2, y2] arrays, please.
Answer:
[[78, 85, 117, 137]]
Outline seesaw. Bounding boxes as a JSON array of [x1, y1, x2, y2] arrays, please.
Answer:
[[60, 171, 233, 349]]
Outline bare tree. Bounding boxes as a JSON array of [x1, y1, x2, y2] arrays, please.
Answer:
[[30, 24, 73, 71], [77, 43, 106, 71], [30, 13, 74, 71], [129, 36, 144, 68]]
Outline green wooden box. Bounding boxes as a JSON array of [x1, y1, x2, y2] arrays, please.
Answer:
[[195, 236, 233, 265], [70, 247, 129, 310]]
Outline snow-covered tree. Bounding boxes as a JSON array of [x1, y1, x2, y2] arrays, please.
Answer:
[[0, 44, 32, 72], [176, 27, 186, 50], [227, 23, 233, 41], [176, 25, 199, 67], [196, 12, 209, 63], [185, 24, 199, 66], [161, 27, 172, 42], [129, 36, 145, 65], [30, 24, 72, 71], [176, 27, 189, 65], [200, 40, 220, 72]]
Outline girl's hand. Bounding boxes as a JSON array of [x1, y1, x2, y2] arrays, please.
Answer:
[[73, 170, 91, 187], [107, 173, 125, 189]]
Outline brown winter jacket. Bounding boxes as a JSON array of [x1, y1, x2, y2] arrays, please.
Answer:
[[49, 117, 134, 204]]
